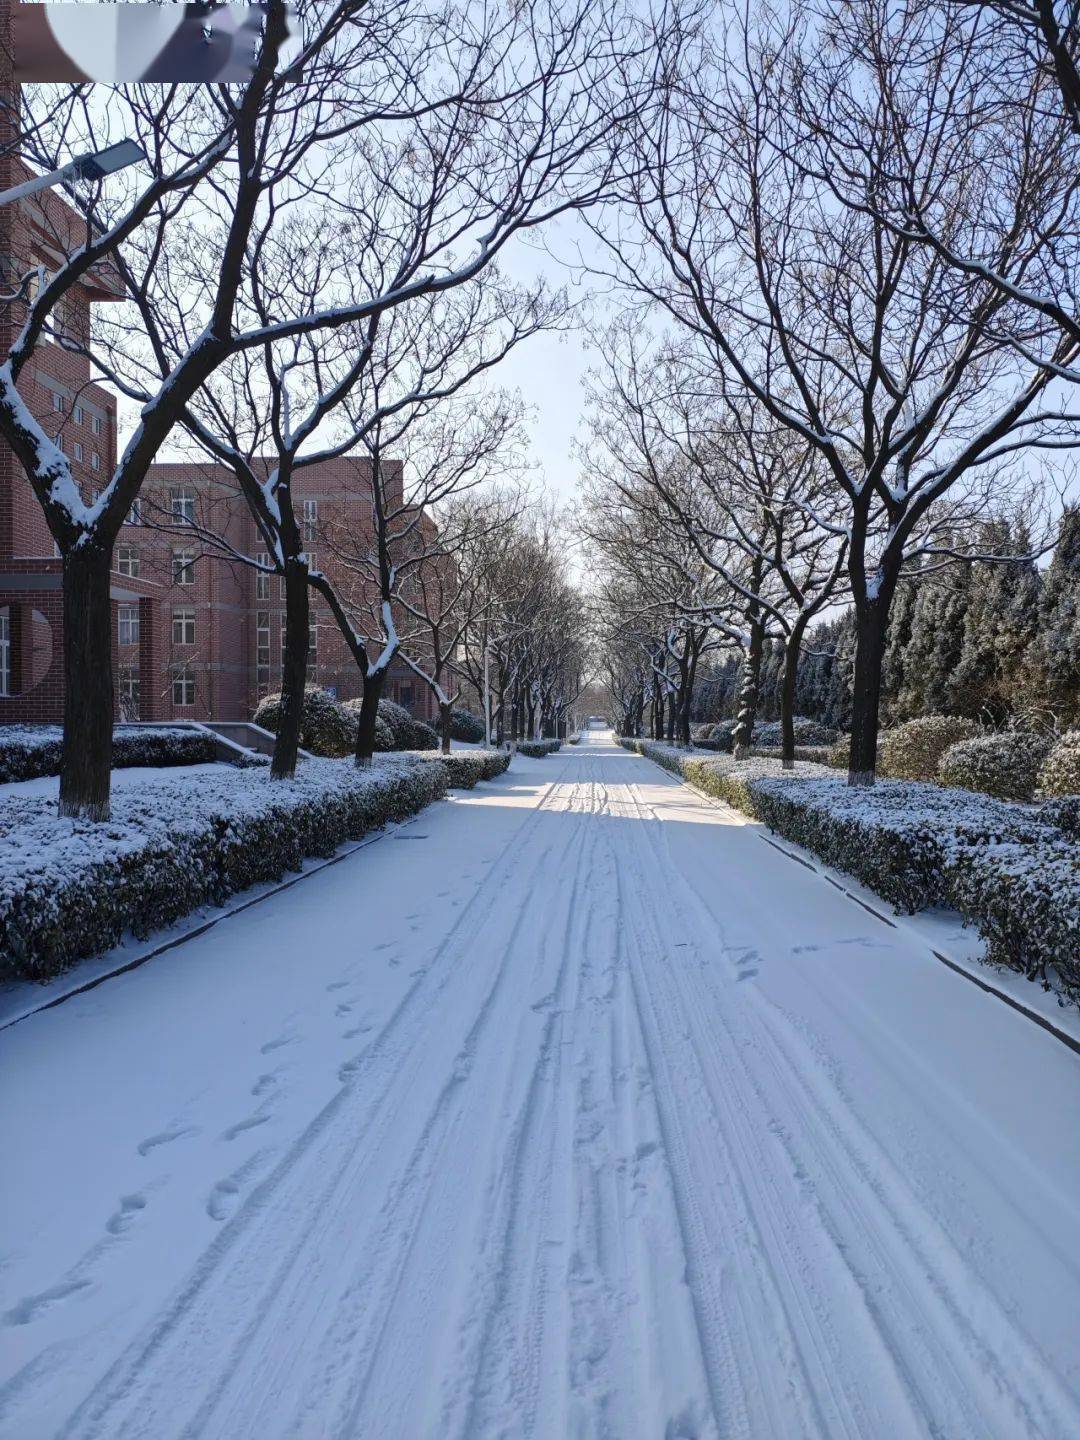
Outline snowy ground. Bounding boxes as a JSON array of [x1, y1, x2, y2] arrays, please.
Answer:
[[1, 732, 1078, 1439]]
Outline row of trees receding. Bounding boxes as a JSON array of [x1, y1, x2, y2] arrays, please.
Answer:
[[582, 0, 1080, 782]]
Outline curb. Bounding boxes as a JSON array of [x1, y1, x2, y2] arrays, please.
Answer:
[[632, 751, 1080, 1061]]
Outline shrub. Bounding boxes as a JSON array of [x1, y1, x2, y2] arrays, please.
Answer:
[[402, 748, 511, 788], [620, 735, 1077, 1005], [939, 732, 1053, 802], [751, 717, 838, 747], [1038, 794, 1080, 840], [449, 708, 485, 743], [0, 758, 447, 984], [1037, 730, 1080, 799], [409, 719, 440, 751], [877, 715, 981, 781], [338, 698, 395, 752], [253, 687, 354, 757], [517, 738, 562, 757], [0, 725, 219, 784], [351, 698, 439, 750], [751, 745, 835, 766]]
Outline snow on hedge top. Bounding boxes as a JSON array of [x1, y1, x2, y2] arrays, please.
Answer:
[[0, 757, 427, 893], [0, 724, 199, 752]]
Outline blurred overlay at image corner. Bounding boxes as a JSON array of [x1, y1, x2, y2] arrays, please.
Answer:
[[12, 2, 299, 84]]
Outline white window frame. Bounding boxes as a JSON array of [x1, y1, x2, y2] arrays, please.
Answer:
[[73, 440, 83, 462], [173, 549, 196, 587], [118, 604, 140, 646], [91, 451, 100, 471], [92, 413, 102, 436], [172, 607, 196, 646], [116, 544, 140, 578], [171, 486, 196, 524], [74, 403, 84, 424], [303, 498, 318, 543], [125, 497, 142, 525], [0, 609, 10, 697], [52, 392, 64, 413], [172, 668, 196, 707], [255, 553, 270, 601]]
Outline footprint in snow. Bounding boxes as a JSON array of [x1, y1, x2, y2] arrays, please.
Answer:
[[137, 1126, 199, 1157], [736, 968, 759, 982], [4, 1279, 92, 1327], [343, 1022, 373, 1040], [220, 1113, 271, 1142], [251, 1072, 279, 1098], [206, 1153, 265, 1222], [326, 980, 350, 992], [105, 1193, 147, 1237], [335, 1002, 353, 1017], [260, 1033, 297, 1055], [373, 941, 394, 952]]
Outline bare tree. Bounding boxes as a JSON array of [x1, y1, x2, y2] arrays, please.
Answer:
[[2, 0, 666, 816], [592, 0, 1079, 784]]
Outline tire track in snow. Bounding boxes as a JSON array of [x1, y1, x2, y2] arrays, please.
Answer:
[[616, 759, 1080, 1438]]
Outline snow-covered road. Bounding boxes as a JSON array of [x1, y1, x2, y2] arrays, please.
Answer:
[[2, 733, 1079, 1439]]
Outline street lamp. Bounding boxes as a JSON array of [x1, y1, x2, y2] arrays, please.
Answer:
[[0, 138, 147, 209]]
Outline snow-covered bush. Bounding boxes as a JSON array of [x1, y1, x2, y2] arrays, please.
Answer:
[[751, 717, 838, 747], [409, 719, 439, 750], [1037, 730, 1080, 798], [449, 708, 485, 743], [1038, 794, 1080, 840], [0, 726, 218, 783], [751, 745, 835, 766], [401, 749, 511, 788], [517, 738, 562, 757], [338, 698, 395, 751], [877, 715, 981, 781], [253, 687, 354, 757], [0, 758, 447, 983], [620, 735, 1078, 1005], [939, 732, 1053, 801]]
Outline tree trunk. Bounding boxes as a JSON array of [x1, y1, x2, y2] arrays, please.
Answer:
[[847, 587, 894, 787], [271, 557, 309, 780], [732, 613, 764, 761], [58, 545, 114, 820], [780, 616, 810, 770], [439, 699, 452, 754], [353, 669, 387, 767]]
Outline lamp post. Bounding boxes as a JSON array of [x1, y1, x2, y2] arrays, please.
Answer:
[[0, 139, 147, 209]]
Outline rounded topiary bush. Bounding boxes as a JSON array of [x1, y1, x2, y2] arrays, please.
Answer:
[[253, 686, 355, 757], [877, 715, 981, 782], [449, 708, 485, 743], [939, 732, 1054, 802], [752, 717, 839, 748], [339, 698, 395, 751], [1039, 794, 1080, 840], [376, 699, 414, 748], [408, 719, 439, 750], [1037, 730, 1080, 799]]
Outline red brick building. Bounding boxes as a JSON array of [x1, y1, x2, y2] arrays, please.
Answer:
[[0, 149, 436, 727]]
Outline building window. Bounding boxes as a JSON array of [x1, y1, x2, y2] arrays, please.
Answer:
[[74, 404, 84, 424], [125, 497, 142, 525], [56, 433, 66, 455], [303, 498, 318, 543], [73, 441, 83, 462], [255, 553, 270, 601], [172, 668, 195, 707], [118, 665, 140, 720], [309, 611, 318, 654], [171, 486, 195, 524], [0, 609, 9, 697], [305, 550, 316, 576], [172, 607, 196, 646], [92, 413, 102, 436], [116, 544, 140, 578], [91, 452, 100, 471], [52, 392, 64, 413], [118, 605, 140, 646], [256, 610, 270, 694], [173, 549, 196, 586]]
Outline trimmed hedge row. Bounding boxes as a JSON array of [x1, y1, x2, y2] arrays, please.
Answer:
[[939, 732, 1053, 802], [620, 738, 1079, 1005], [517, 738, 562, 757], [0, 759, 447, 984], [402, 749, 511, 788], [0, 726, 219, 785]]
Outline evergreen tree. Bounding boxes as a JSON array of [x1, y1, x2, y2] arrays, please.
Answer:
[[1029, 507, 1080, 727]]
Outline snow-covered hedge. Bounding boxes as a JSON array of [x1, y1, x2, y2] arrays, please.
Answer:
[[620, 737, 1078, 1004], [517, 738, 562, 757], [877, 715, 981, 781], [449, 708, 485, 743], [751, 717, 838, 747], [339, 699, 395, 752], [0, 726, 219, 784], [939, 732, 1053, 802], [400, 749, 511, 788], [750, 744, 834, 765], [253, 687, 354, 757], [1037, 730, 1080, 798], [567, 731, 582, 744], [346, 698, 438, 751], [0, 759, 447, 984], [1039, 794, 1080, 840]]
